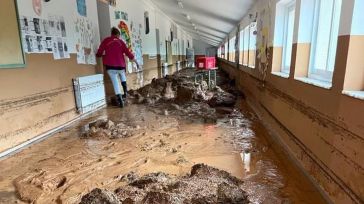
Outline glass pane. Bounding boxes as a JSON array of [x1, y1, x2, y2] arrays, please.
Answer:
[[313, 0, 334, 71], [327, 0, 342, 71], [283, 8, 295, 72], [239, 31, 244, 51]]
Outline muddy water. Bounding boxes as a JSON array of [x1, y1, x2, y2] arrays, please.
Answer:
[[0, 68, 327, 204]]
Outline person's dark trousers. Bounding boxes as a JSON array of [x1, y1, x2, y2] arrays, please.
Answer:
[[122, 81, 128, 98]]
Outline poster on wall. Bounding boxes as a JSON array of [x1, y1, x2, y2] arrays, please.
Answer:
[[118, 20, 143, 73], [74, 17, 97, 65], [114, 11, 128, 21], [20, 15, 70, 60], [32, 0, 42, 16], [130, 22, 144, 72], [76, 0, 87, 17]]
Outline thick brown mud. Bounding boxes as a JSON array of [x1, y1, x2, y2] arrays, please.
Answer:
[[80, 164, 249, 204], [0, 68, 327, 204]]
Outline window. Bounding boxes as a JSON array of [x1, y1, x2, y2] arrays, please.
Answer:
[[224, 41, 228, 60], [248, 22, 257, 68], [309, 0, 342, 82], [229, 36, 236, 62], [217, 46, 222, 58], [239, 30, 244, 65], [282, 1, 296, 73], [243, 25, 250, 66]]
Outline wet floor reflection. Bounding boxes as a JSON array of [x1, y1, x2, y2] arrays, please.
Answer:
[[241, 152, 251, 173]]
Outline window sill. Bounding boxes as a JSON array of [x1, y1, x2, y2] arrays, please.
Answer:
[[272, 72, 289, 79], [295, 77, 332, 89], [342, 91, 364, 100]]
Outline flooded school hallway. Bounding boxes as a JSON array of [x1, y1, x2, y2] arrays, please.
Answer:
[[0, 0, 363, 204], [0, 69, 327, 203]]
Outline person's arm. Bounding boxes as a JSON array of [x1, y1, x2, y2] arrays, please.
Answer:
[[121, 40, 139, 69], [96, 39, 106, 57]]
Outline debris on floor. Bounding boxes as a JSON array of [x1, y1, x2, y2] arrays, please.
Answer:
[[81, 119, 143, 139], [80, 164, 249, 204], [127, 69, 241, 123], [0, 68, 327, 204]]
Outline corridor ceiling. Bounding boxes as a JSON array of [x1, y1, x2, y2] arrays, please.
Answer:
[[151, 0, 255, 47]]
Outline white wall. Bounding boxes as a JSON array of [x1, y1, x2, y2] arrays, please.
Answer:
[[102, 0, 194, 57], [193, 39, 216, 56]]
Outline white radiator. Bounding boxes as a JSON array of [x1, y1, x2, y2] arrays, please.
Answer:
[[73, 74, 106, 114]]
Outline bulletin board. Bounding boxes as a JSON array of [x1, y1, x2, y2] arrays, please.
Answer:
[[16, 0, 100, 65], [0, 0, 26, 68]]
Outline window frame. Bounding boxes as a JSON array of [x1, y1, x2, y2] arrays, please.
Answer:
[[248, 22, 257, 68], [243, 25, 250, 66], [281, 0, 296, 74], [224, 41, 228, 60], [309, 0, 342, 82], [239, 29, 244, 65], [229, 36, 236, 62]]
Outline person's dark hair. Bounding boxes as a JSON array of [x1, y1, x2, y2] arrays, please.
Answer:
[[111, 27, 120, 36]]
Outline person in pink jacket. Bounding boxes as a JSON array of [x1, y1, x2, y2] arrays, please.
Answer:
[[96, 27, 139, 108]]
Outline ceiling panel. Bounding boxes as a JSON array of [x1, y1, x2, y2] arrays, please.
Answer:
[[151, 0, 254, 46]]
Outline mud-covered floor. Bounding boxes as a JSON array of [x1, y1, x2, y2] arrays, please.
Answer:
[[0, 69, 327, 204]]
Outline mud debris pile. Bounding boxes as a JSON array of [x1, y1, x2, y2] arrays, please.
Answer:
[[81, 119, 142, 139], [80, 164, 249, 204], [128, 69, 241, 122]]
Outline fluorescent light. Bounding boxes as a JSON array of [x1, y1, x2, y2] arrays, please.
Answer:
[[177, 1, 184, 9]]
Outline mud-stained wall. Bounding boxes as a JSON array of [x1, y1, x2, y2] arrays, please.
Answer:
[[218, 40, 364, 203], [0, 54, 97, 153], [218, 0, 364, 202]]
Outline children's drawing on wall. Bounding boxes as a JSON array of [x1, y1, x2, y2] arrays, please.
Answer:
[[76, 0, 87, 17], [115, 11, 121, 20], [256, 6, 272, 83], [32, 0, 42, 16], [130, 22, 144, 72], [118, 21, 132, 51], [118, 21, 132, 72], [20, 15, 69, 59], [115, 11, 128, 21], [75, 17, 97, 65], [118, 20, 143, 73]]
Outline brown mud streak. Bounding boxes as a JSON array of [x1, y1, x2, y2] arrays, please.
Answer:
[[260, 104, 363, 204], [0, 109, 76, 140], [0, 87, 71, 115]]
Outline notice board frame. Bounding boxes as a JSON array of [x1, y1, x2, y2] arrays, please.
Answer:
[[0, 0, 26, 69]]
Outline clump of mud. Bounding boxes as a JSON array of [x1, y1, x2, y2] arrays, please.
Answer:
[[81, 119, 142, 139], [128, 69, 241, 122], [80, 164, 249, 204]]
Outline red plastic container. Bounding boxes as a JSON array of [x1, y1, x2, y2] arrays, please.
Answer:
[[196, 57, 216, 69]]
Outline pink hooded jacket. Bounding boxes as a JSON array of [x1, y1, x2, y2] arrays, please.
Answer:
[[96, 35, 134, 68]]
